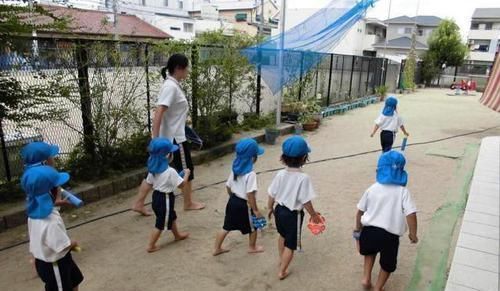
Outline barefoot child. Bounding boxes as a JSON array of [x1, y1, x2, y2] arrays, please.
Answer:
[[22, 165, 84, 291], [213, 138, 265, 256], [370, 96, 410, 152], [267, 136, 323, 280], [146, 138, 190, 253], [353, 150, 418, 291]]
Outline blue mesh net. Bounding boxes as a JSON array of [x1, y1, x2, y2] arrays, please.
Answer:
[[243, 0, 377, 94]]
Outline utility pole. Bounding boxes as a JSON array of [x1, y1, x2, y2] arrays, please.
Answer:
[[381, 0, 392, 83], [276, 0, 286, 127], [255, 0, 264, 115], [113, 0, 118, 40]]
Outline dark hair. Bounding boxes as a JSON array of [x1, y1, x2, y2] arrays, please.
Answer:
[[161, 53, 189, 80], [281, 154, 308, 168], [233, 156, 258, 181]]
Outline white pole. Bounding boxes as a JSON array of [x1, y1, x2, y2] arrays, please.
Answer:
[[276, 0, 286, 127]]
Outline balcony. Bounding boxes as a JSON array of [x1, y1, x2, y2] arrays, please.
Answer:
[[363, 34, 384, 51], [468, 51, 496, 62], [468, 29, 500, 40]]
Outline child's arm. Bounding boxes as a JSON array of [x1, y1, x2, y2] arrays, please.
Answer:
[[177, 169, 191, 189], [267, 197, 275, 219], [226, 186, 232, 195], [247, 191, 262, 218], [304, 201, 322, 224], [406, 213, 418, 243], [370, 124, 379, 137], [354, 209, 364, 232], [400, 125, 409, 136], [53, 187, 72, 207]]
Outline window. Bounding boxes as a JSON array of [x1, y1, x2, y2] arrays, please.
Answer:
[[170, 27, 181, 31], [142, 0, 146, 6], [404, 27, 412, 34], [470, 22, 479, 30], [178, 0, 183, 9], [417, 29, 423, 36], [485, 23, 493, 30], [235, 13, 248, 22], [183, 23, 193, 33], [164, 0, 168, 6], [471, 39, 491, 52]]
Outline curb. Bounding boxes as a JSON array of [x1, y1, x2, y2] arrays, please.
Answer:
[[0, 124, 294, 231]]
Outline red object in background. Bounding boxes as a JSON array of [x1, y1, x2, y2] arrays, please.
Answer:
[[471, 81, 477, 91]]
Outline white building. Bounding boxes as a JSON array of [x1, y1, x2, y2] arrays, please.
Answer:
[[467, 8, 500, 65]]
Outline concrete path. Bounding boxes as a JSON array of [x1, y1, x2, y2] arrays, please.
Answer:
[[445, 137, 499, 291]]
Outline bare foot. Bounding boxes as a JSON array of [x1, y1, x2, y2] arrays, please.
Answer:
[[132, 206, 152, 216], [278, 270, 290, 280], [362, 280, 373, 289], [147, 245, 160, 253], [184, 201, 205, 211], [213, 248, 230, 256], [174, 232, 190, 241], [248, 245, 264, 254]]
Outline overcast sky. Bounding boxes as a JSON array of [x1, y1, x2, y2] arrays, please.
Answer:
[[285, 0, 500, 39]]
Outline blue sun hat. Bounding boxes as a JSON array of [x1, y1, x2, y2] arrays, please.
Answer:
[[232, 138, 264, 176], [282, 136, 311, 158], [21, 142, 59, 167], [382, 96, 398, 116], [376, 150, 408, 186], [147, 138, 179, 174], [21, 165, 70, 219]]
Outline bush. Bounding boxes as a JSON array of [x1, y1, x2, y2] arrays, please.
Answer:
[[195, 115, 233, 149], [216, 108, 239, 127], [64, 131, 150, 181], [238, 113, 274, 131], [0, 180, 24, 203]]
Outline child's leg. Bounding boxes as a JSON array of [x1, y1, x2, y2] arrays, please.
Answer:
[[278, 247, 294, 280], [170, 221, 189, 241], [147, 229, 162, 252], [362, 255, 376, 289], [213, 230, 230, 256], [248, 231, 264, 254], [278, 236, 285, 263], [374, 269, 391, 291]]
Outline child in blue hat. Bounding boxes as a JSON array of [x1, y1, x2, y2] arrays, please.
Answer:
[[267, 136, 323, 280], [22, 165, 84, 291], [213, 138, 265, 256], [146, 138, 190, 253], [370, 97, 410, 152], [353, 150, 418, 291], [21, 141, 60, 168]]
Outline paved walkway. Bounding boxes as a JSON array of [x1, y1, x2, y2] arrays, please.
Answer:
[[445, 137, 500, 291]]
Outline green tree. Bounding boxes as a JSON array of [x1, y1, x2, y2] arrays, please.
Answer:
[[421, 19, 468, 84]]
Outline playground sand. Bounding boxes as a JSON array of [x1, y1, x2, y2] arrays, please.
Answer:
[[0, 89, 499, 290]]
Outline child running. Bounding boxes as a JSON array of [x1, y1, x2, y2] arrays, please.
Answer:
[[267, 136, 322, 280], [353, 150, 418, 291], [213, 138, 265, 256], [22, 165, 84, 291], [146, 138, 190, 253], [370, 96, 410, 152]]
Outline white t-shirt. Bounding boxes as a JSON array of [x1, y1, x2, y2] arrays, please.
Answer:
[[146, 167, 184, 193], [375, 112, 403, 132], [28, 208, 71, 262], [357, 182, 417, 236], [225, 171, 258, 200], [157, 76, 188, 143], [268, 168, 316, 211]]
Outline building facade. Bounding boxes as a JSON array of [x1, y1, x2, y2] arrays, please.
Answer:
[[467, 8, 500, 65], [372, 15, 442, 58]]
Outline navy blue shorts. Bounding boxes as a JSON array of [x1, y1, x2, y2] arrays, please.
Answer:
[[274, 204, 304, 251], [359, 226, 400, 272], [152, 191, 177, 231], [223, 194, 254, 235], [35, 251, 84, 291], [380, 130, 395, 152]]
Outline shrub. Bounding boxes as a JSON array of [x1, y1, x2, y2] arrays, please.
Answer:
[[195, 115, 233, 149]]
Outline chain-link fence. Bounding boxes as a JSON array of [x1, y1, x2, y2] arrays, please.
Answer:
[[1, 36, 395, 184]]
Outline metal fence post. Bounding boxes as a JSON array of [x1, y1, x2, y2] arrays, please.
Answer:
[[366, 58, 371, 95], [0, 121, 11, 182], [382, 58, 388, 86], [453, 66, 458, 82], [144, 43, 152, 133], [339, 55, 345, 92], [326, 54, 334, 105], [348, 56, 356, 99], [190, 45, 199, 128], [298, 51, 304, 100]]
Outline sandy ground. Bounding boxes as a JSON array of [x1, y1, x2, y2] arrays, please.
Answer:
[[0, 88, 499, 291]]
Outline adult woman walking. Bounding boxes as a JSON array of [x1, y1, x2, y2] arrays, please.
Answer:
[[133, 54, 204, 214]]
